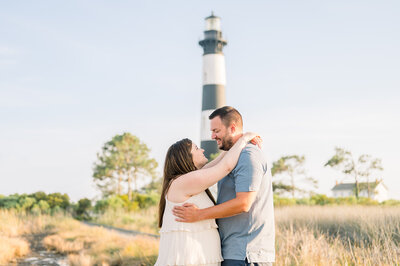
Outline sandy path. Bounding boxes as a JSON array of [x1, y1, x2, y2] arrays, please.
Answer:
[[16, 233, 68, 266]]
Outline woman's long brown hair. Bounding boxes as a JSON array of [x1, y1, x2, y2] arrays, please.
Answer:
[[158, 138, 216, 228]]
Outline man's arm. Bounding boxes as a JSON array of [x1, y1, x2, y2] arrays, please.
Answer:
[[173, 191, 257, 222]]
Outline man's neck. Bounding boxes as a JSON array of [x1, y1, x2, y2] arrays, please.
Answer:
[[232, 132, 243, 145]]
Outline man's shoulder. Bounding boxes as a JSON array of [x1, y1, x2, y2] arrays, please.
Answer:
[[240, 144, 263, 160], [232, 144, 265, 171]]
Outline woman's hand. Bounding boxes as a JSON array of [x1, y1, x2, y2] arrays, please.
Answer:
[[250, 135, 263, 149], [242, 132, 262, 148], [242, 132, 258, 142]]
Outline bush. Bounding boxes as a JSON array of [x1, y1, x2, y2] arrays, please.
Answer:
[[295, 198, 312, 205], [381, 199, 400, 206], [357, 197, 379, 205], [0, 192, 73, 214], [310, 194, 336, 205], [0, 195, 21, 209], [118, 195, 139, 211], [273, 195, 296, 207], [94, 196, 126, 213], [75, 198, 92, 220], [18, 197, 36, 211], [46, 193, 70, 209], [93, 192, 160, 214], [334, 196, 357, 205], [132, 192, 159, 209]]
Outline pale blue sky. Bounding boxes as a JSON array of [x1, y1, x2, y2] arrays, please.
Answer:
[[1, 1, 399, 201]]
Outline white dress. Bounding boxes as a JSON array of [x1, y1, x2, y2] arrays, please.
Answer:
[[155, 191, 223, 266]]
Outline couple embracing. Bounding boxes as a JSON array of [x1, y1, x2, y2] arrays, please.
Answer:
[[156, 106, 275, 266]]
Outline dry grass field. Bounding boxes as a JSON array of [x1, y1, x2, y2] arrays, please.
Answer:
[[1, 206, 399, 265], [44, 219, 158, 265], [93, 205, 400, 265], [0, 210, 158, 265], [0, 209, 46, 264], [92, 206, 159, 235], [275, 206, 400, 265]]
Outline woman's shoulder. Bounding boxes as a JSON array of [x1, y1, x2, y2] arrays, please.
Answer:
[[166, 178, 192, 203]]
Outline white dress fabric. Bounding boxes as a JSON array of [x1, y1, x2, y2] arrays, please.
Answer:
[[155, 191, 223, 266]]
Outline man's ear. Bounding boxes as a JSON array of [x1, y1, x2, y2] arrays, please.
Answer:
[[230, 123, 237, 134]]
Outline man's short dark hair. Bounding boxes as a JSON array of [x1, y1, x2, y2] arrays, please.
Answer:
[[209, 106, 243, 129]]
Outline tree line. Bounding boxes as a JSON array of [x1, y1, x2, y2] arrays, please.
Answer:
[[93, 133, 385, 201], [0, 137, 392, 218], [272, 147, 383, 199]]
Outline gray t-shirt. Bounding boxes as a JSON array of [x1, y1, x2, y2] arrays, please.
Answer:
[[217, 144, 275, 262]]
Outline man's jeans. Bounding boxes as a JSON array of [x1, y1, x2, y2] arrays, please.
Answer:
[[222, 259, 273, 266]]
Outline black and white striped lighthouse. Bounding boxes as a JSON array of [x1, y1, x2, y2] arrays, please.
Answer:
[[199, 13, 228, 159]]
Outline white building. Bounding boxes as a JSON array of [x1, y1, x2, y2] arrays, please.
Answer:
[[331, 180, 389, 202]]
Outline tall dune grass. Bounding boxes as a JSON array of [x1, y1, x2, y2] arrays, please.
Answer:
[[93, 206, 159, 235], [43, 218, 158, 265], [0, 209, 77, 264], [2, 206, 399, 265], [275, 206, 400, 265], [93, 205, 400, 264], [0, 235, 30, 264], [0, 210, 36, 264], [0, 209, 159, 265]]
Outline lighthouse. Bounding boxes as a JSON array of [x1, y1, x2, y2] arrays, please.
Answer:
[[199, 13, 228, 159]]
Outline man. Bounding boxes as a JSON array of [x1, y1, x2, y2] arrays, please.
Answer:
[[173, 106, 275, 266]]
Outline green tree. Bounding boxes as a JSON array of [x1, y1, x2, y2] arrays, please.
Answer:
[[93, 150, 120, 197], [358, 155, 383, 198], [325, 147, 383, 198], [76, 198, 92, 219], [272, 182, 294, 195], [46, 193, 70, 209], [271, 155, 317, 198], [93, 133, 158, 200]]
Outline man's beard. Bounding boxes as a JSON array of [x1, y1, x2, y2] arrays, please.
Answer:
[[219, 136, 234, 151]]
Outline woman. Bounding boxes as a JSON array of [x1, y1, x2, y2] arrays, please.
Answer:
[[155, 132, 258, 266]]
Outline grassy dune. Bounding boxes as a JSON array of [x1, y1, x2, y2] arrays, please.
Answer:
[[0, 210, 158, 265], [92, 206, 159, 235], [275, 206, 400, 265], [1, 206, 399, 265], [0, 209, 48, 264], [93, 205, 400, 265], [0, 236, 30, 264], [44, 220, 159, 265]]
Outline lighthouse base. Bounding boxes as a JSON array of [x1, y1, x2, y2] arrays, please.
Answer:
[[201, 140, 219, 160]]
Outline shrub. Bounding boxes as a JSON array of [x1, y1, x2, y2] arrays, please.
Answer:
[[357, 197, 379, 205], [295, 198, 312, 205], [381, 199, 400, 206], [132, 192, 159, 209], [334, 196, 357, 205], [94, 196, 126, 213], [118, 195, 139, 211], [46, 193, 70, 209], [75, 198, 92, 220], [310, 194, 336, 205], [24, 199, 49, 215], [18, 197, 36, 211], [273, 195, 296, 207], [0, 195, 20, 209]]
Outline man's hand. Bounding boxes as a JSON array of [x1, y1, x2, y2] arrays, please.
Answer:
[[172, 203, 200, 223]]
